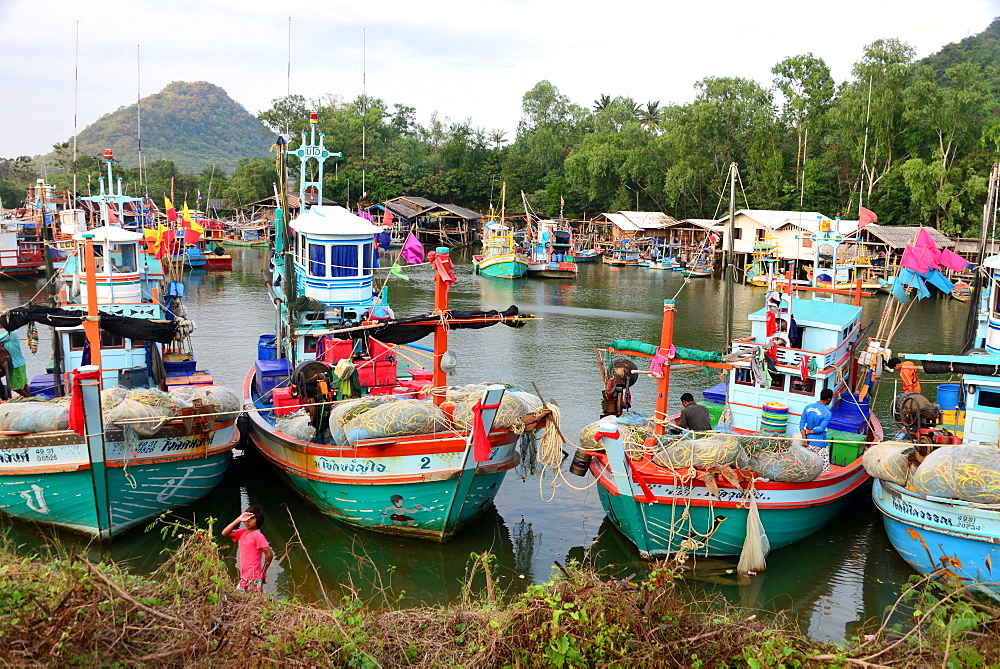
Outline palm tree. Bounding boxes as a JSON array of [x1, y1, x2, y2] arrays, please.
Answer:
[[488, 129, 508, 150], [638, 101, 663, 130], [593, 94, 612, 112]]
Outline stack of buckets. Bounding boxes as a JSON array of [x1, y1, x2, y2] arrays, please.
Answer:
[[761, 401, 789, 434]]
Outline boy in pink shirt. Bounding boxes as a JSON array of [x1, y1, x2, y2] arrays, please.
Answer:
[[221, 506, 274, 593]]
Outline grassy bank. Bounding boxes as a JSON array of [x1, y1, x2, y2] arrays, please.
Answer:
[[0, 524, 998, 667]]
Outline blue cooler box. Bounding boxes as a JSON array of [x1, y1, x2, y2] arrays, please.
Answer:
[[29, 374, 58, 399], [254, 359, 291, 398]]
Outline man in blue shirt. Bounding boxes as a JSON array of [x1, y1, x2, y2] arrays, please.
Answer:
[[799, 388, 833, 445]]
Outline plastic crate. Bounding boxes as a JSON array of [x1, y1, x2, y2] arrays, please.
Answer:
[[829, 439, 864, 466], [254, 359, 291, 397], [164, 360, 197, 376], [272, 386, 302, 416]]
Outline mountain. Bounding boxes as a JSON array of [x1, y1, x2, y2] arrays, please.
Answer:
[[68, 81, 272, 173], [919, 17, 1000, 89]]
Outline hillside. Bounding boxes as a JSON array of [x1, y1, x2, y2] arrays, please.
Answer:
[[919, 17, 1000, 88], [68, 81, 272, 173]]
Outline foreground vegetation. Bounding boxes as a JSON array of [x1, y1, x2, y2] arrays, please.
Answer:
[[0, 523, 998, 667]]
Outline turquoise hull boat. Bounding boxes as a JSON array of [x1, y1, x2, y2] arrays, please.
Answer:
[[474, 254, 528, 279], [873, 480, 1000, 599], [0, 373, 238, 539], [592, 419, 869, 558], [245, 372, 521, 541]]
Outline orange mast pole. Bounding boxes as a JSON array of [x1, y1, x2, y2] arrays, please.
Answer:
[[432, 247, 450, 406], [653, 299, 675, 435], [82, 234, 102, 368]]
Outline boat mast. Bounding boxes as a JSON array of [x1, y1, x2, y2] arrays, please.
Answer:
[[37, 185, 64, 395], [723, 163, 737, 346], [653, 300, 675, 435], [81, 234, 103, 368], [432, 248, 451, 406]]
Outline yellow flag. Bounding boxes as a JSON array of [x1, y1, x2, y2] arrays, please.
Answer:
[[182, 201, 192, 224], [143, 227, 161, 255]]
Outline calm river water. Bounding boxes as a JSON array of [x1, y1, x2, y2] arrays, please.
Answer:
[[0, 246, 972, 641]]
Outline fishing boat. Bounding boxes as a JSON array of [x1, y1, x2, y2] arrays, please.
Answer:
[[867, 252, 1000, 598], [604, 245, 640, 267], [745, 235, 780, 287], [222, 221, 272, 247], [951, 281, 973, 302], [584, 287, 879, 560], [472, 185, 529, 280], [0, 226, 239, 539], [567, 248, 600, 263], [243, 120, 545, 541], [680, 233, 718, 277], [525, 220, 578, 280]]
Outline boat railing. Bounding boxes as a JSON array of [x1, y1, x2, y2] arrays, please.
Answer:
[[730, 337, 848, 373]]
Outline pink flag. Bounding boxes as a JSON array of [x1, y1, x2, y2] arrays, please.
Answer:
[[913, 227, 941, 270], [900, 244, 929, 274], [400, 232, 425, 265], [106, 206, 120, 225], [384, 208, 394, 227], [939, 247, 971, 273], [859, 206, 877, 227]]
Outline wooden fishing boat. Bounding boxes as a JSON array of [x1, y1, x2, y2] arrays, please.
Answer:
[[222, 221, 272, 247], [567, 248, 600, 263], [473, 187, 529, 279], [0, 226, 239, 539], [680, 263, 713, 277], [951, 281, 973, 302], [745, 236, 780, 287], [585, 288, 879, 560], [525, 220, 578, 280], [604, 247, 640, 267], [244, 123, 543, 541]]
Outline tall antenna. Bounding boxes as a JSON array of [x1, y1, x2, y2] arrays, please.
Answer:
[[859, 74, 873, 211], [361, 28, 368, 202], [285, 16, 292, 136], [72, 20, 79, 209], [136, 44, 144, 196]]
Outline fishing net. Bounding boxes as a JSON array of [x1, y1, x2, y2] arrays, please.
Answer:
[[448, 385, 537, 431], [736, 494, 770, 574], [170, 385, 241, 421], [578, 412, 654, 451], [128, 388, 180, 413], [738, 438, 823, 483], [0, 400, 69, 433], [344, 399, 451, 445], [103, 398, 173, 437], [328, 396, 397, 446], [912, 444, 1000, 504], [862, 441, 915, 486], [276, 411, 316, 442], [653, 433, 741, 469], [101, 387, 130, 414]]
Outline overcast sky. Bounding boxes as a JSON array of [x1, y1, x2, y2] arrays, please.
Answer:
[[1, 0, 998, 161]]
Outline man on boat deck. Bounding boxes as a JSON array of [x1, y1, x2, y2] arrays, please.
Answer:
[[0, 329, 30, 398], [800, 388, 833, 446], [886, 357, 921, 394], [676, 393, 712, 432]]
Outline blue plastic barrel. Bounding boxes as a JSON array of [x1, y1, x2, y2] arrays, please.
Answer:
[[839, 392, 871, 418], [258, 334, 277, 360], [937, 384, 961, 411]]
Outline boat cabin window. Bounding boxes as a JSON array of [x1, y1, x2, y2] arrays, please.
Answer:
[[304, 336, 318, 353], [977, 389, 1000, 410], [101, 331, 125, 348], [331, 245, 359, 278], [790, 377, 815, 395], [110, 243, 137, 273], [769, 373, 786, 391], [90, 244, 106, 273], [362, 242, 373, 276], [734, 368, 754, 386], [68, 331, 87, 350], [992, 282, 1000, 319], [308, 243, 326, 277]]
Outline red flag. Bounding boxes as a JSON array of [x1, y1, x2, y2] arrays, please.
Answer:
[[184, 228, 202, 245], [164, 196, 177, 223], [859, 206, 878, 227], [383, 208, 394, 227], [106, 206, 120, 225], [156, 229, 175, 260]]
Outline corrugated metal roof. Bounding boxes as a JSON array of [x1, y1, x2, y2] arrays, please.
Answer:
[[719, 209, 829, 230], [680, 219, 722, 230], [615, 211, 679, 229], [602, 212, 643, 232], [855, 224, 954, 250], [435, 203, 482, 220]]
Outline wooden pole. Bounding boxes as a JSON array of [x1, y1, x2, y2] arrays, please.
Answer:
[[82, 235, 102, 368], [653, 299, 675, 435], [432, 247, 451, 406]]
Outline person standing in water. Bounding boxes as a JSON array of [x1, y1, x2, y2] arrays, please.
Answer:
[[221, 506, 273, 593]]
